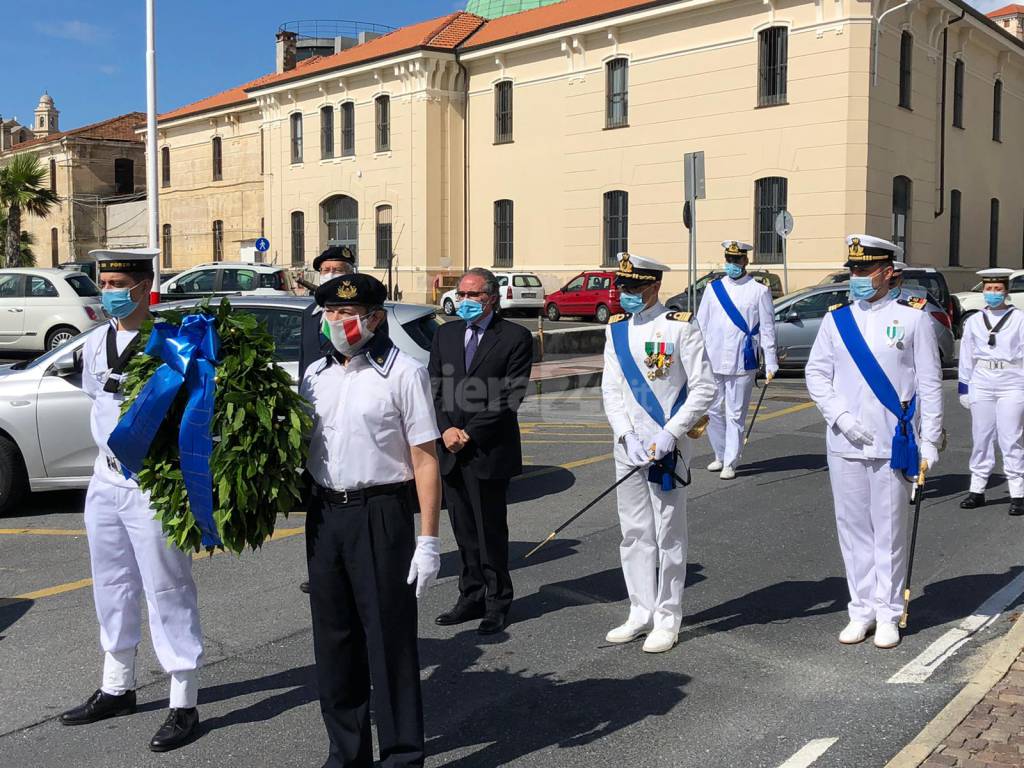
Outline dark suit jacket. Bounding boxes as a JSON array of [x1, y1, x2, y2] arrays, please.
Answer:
[[298, 300, 331, 381], [428, 314, 533, 480]]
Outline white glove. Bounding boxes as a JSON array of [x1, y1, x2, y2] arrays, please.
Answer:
[[649, 429, 677, 461], [766, 365, 779, 382], [959, 394, 971, 410], [622, 432, 652, 467], [406, 536, 441, 598], [836, 413, 874, 446], [920, 442, 939, 472]]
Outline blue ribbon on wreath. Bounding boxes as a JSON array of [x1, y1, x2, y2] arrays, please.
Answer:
[[108, 314, 222, 548]]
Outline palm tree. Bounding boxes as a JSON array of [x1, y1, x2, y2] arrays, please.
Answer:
[[0, 154, 59, 268], [0, 212, 35, 266]]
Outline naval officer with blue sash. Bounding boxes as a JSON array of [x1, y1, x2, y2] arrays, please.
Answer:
[[806, 235, 942, 650], [696, 241, 778, 479], [601, 253, 716, 654]]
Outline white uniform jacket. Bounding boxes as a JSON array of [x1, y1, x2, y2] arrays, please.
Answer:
[[602, 303, 717, 446], [958, 307, 1024, 396], [805, 295, 943, 460], [695, 275, 778, 375]]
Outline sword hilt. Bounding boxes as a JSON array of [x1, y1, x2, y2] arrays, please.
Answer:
[[898, 588, 911, 629], [523, 532, 556, 560]]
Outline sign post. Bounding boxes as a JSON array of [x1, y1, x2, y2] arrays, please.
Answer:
[[774, 209, 794, 295], [683, 151, 705, 310]]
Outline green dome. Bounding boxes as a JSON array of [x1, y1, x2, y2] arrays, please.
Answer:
[[466, 0, 564, 20]]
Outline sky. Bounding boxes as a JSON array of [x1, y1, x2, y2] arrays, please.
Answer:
[[0, 0, 1012, 131]]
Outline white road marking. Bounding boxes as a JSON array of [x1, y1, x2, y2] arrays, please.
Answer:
[[777, 738, 839, 768], [888, 569, 1024, 684]]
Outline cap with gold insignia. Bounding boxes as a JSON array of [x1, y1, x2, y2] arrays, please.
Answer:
[[721, 241, 753, 260], [844, 234, 902, 268], [89, 248, 158, 275], [315, 272, 387, 308], [614, 252, 671, 289], [313, 245, 355, 272], [978, 268, 1014, 287]]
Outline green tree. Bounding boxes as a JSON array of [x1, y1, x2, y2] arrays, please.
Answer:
[[0, 212, 35, 266], [0, 154, 59, 268]]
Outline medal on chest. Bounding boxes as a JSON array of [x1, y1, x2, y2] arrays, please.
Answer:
[[885, 319, 905, 349], [643, 341, 674, 380]]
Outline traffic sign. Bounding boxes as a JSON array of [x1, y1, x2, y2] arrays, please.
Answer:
[[684, 151, 706, 201], [775, 211, 794, 239], [255, 238, 270, 253]]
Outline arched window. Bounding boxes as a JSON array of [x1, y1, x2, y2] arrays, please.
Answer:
[[375, 96, 390, 152], [161, 146, 170, 187], [758, 27, 788, 106], [375, 205, 393, 270], [899, 31, 913, 109], [754, 177, 788, 263], [494, 200, 513, 268], [892, 175, 912, 258], [290, 112, 303, 164], [162, 223, 172, 268], [212, 136, 222, 181], [321, 105, 335, 159], [212, 220, 224, 262], [605, 59, 628, 128], [602, 191, 628, 266], [993, 79, 1003, 142], [322, 195, 359, 259], [291, 211, 305, 266], [948, 190, 961, 267], [49, 158, 56, 193]]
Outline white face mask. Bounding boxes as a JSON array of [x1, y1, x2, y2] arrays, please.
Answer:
[[322, 313, 375, 357]]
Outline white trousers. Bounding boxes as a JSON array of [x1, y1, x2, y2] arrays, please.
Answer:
[[707, 372, 756, 469], [969, 391, 1024, 498], [84, 467, 203, 708], [826, 454, 910, 625], [613, 456, 688, 633]]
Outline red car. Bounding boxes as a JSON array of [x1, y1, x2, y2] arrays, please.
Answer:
[[544, 270, 621, 323]]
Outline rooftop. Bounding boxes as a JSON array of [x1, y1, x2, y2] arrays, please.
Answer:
[[988, 4, 1024, 17], [2, 112, 146, 153]]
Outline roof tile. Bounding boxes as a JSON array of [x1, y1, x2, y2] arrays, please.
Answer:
[[988, 3, 1024, 16], [5, 112, 146, 152]]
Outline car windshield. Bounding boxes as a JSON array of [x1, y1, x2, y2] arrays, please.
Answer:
[[513, 275, 542, 288], [902, 273, 946, 304], [65, 273, 100, 297]]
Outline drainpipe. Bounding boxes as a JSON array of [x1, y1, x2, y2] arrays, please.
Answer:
[[457, 54, 469, 273], [873, 0, 918, 87], [934, 10, 966, 218]]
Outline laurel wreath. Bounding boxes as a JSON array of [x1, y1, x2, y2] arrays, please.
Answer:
[[119, 298, 311, 554]]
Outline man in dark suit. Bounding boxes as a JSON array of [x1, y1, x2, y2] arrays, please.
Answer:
[[429, 268, 533, 635]]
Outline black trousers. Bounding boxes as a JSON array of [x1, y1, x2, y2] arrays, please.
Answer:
[[306, 486, 423, 768], [443, 465, 513, 615]]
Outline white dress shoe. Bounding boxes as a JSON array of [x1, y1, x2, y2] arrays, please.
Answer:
[[874, 622, 901, 649], [838, 620, 875, 644], [707, 459, 724, 472], [719, 466, 736, 480], [605, 621, 652, 644], [642, 629, 678, 653]]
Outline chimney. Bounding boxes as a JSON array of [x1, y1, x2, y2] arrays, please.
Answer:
[[276, 30, 297, 73]]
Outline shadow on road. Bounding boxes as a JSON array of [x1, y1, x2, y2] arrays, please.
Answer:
[[438, 539, 583, 582], [10, 490, 86, 519], [903, 566, 1024, 637], [508, 466, 578, 504], [736, 453, 828, 478], [0, 597, 33, 639]]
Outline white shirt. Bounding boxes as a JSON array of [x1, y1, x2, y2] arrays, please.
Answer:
[[602, 302, 717, 444], [300, 342, 440, 491], [696, 275, 778, 374], [82, 321, 140, 487], [959, 306, 1024, 394], [805, 295, 943, 460]]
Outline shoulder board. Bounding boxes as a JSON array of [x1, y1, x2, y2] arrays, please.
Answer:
[[898, 297, 927, 310], [828, 302, 850, 312], [666, 311, 692, 322], [608, 313, 632, 324]]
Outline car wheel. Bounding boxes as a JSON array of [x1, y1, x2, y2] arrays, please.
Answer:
[[0, 435, 28, 517], [546, 303, 561, 322], [595, 304, 610, 324], [45, 325, 78, 350], [443, 298, 455, 316]]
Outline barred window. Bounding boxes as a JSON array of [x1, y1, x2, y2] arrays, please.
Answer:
[[341, 102, 355, 157], [375, 205, 393, 270], [291, 211, 305, 267], [212, 220, 224, 262], [375, 95, 390, 153], [953, 59, 965, 129], [321, 106, 334, 159], [758, 27, 788, 107], [162, 223, 172, 269], [495, 81, 513, 144], [49, 158, 56, 193], [949, 190, 961, 267], [606, 59, 629, 129], [602, 191, 628, 266], [494, 200, 514, 268], [212, 137, 222, 181], [161, 146, 170, 187], [993, 79, 1003, 142], [892, 176, 912, 259], [990, 198, 1000, 267], [51, 227, 58, 267], [899, 31, 913, 109], [754, 177, 787, 263], [290, 112, 303, 164]]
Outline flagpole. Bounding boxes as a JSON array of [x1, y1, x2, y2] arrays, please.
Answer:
[[146, 0, 161, 304]]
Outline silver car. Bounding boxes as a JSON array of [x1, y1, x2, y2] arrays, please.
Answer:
[[773, 283, 955, 370], [0, 296, 440, 515]]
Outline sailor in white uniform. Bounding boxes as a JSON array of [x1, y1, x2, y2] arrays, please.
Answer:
[[696, 241, 778, 479], [60, 250, 203, 752], [958, 268, 1024, 516], [601, 253, 716, 654], [805, 235, 943, 650]]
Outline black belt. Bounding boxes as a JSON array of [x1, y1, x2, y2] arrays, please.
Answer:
[[312, 481, 411, 506]]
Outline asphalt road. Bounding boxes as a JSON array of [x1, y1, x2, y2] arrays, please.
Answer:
[[1, 381, 1021, 768]]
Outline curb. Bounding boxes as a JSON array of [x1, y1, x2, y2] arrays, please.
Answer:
[[884, 612, 1024, 768]]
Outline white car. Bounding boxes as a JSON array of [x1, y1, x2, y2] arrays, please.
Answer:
[[0, 268, 105, 351], [440, 271, 545, 315], [955, 269, 1024, 317], [161, 262, 297, 299]]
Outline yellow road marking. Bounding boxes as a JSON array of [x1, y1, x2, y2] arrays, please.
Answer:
[[0, 528, 87, 536], [15, 577, 94, 601], [523, 440, 611, 444], [755, 401, 816, 421], [517, 452, 613, 482]]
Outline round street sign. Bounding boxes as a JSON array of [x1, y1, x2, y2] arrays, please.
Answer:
[[255, 238, 270, 253], [775, 210, 794, 239]]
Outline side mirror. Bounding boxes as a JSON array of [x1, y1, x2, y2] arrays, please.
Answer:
[[784, 311, 801, 323], [52, 349, 82, 378], [169, 282, 181, 293]]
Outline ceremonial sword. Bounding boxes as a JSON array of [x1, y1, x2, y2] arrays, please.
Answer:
[[899, 463, 927, 630], [744, 378, 771, 445]]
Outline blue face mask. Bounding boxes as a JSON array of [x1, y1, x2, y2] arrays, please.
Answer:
[[723, 263, 744, 280], [849, 276, 878, 302], [888, 286, 901, 300], [456, 298, 485, 322], [101, 285, 140, 319], [984, 291, 1007, 308], [619, 291, 646, 313]]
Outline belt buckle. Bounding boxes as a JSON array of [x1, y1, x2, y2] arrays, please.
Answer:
[[339, 490, 348, 504]]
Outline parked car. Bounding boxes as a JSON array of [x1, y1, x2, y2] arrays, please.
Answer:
[[161, 262, 297, 300], [665, 270, 784, 313], [772, 282, 955, 370], [0, 296, 440, 515], [439, 271, 545, 316], [0, 268, 105, 351], [955, 269, 1024, 318], [58, 260, 98, 283], [544, 270, 621, 323]]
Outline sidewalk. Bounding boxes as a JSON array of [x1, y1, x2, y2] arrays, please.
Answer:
[[529, 353, 603, 393]]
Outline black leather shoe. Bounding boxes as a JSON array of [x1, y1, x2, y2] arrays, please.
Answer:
[[60, 689, 136, 725], [435, 600, 485, 626], [149, 707, 199, 752], [1009, 498, 1024, 516], [960, 492, 986, 509], [477, 612, 508, 635], [299, 581, 310, 594]]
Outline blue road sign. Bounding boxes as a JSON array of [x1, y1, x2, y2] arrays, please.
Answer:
[[255, 238, 270, 252]]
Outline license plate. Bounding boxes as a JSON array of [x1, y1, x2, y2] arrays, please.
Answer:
[[521, 292, 536, 298]]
